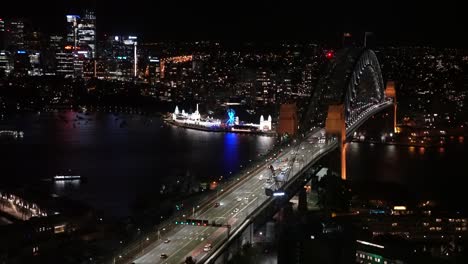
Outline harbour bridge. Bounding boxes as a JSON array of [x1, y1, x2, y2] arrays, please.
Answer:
[[109, 48, 397, 264]]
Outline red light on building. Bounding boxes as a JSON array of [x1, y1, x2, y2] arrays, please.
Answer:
[[325, 51, 334, 59]]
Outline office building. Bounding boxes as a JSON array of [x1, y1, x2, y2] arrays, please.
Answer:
[[6, 19, 25, 51], [0, 18, 5, 50], [77, 10, 96, 59]]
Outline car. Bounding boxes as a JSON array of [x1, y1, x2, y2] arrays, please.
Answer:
[[233, 208, 240, 213], [160, 253, 168, 259], [236, 197, 242, 202], [214, 202, 220, 208], [164, 238, 170, 243], [204, 243, 212, 252]]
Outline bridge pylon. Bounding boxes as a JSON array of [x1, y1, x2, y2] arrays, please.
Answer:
[[277, 103, 298, 136], [325, 104, 347, 180], [384, 81, 398, 133]]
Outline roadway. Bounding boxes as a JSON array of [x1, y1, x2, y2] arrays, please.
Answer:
[[132, 129, 328, 264]]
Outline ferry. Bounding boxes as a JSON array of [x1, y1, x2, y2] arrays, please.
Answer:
[[53, 175, 82, 181], [42, 170, 85, 182]]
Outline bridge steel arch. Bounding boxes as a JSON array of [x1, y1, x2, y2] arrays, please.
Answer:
[[300, 48, 388, 180], [300, 48, 385, 134]]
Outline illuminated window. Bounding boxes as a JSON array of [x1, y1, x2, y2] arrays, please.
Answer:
[[392, 223, 398, 227], [423, 222, 429, 226], [436, 218, 442, 222], [54, 224, 66, 234]]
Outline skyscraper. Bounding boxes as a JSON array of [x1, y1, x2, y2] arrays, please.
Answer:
[[6, 19, 25, 51], [108, 35, 138, 80], [66, 15, 80, 49], [0, 18, 5, 50], [77, 10, 96, 59], [65, 10, 97, 79], [54, 34, 74, 77], [146, 56, 160, 85]]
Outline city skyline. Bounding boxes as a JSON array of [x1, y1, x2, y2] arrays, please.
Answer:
[[1, 0, 466, 47], [1, 1, 467, 263]]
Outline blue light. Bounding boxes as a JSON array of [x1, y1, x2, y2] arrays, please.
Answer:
[[226, 109, 235, 126], [273, 192, 285, 197], [17, 50, 26, 54], [223, 133, 239, 174]]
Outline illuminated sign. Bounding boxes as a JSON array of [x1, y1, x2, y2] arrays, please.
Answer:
[[64, 45, 73, 50], [17, 50, 26, 54], [128, 36, 137, 40], [393, 206, 407, 211], [273, 192, 285, 197]]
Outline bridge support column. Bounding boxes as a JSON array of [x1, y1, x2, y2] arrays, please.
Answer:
[[385, 81, 398, 133], [298, 187, 307, 212], [325, 104, 347, 180]]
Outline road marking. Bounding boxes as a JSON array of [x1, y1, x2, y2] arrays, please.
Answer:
[[232, 197, 258, 219]]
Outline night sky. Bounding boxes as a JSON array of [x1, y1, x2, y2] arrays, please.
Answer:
[[2, 0, 465, 47]]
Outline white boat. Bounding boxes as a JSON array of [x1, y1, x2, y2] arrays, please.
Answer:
[[53, 175, 81, 181]]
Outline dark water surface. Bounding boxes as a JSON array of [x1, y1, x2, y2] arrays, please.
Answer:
[[1, 111, 467, 217], [0, 111, 275, 217], [348, 139, 468, 210]]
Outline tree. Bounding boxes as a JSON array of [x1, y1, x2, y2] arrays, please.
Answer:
[[316, 170, 351, 215], [185, 256, 196, 264]]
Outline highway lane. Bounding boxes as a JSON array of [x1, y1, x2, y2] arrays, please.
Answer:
[[134, 165, 272, 263], [132, 129, 327, 264]]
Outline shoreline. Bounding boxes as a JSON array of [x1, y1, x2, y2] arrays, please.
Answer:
[[351, 138, 465, 148]]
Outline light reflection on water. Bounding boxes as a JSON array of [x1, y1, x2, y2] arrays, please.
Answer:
[[53, 180, 81, 195], [0, 111, 276, 217], [348, 141, 468, 210]]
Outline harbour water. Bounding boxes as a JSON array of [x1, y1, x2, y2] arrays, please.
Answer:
[[1, 110, 467, 218], [0, 111, 276, 217]]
